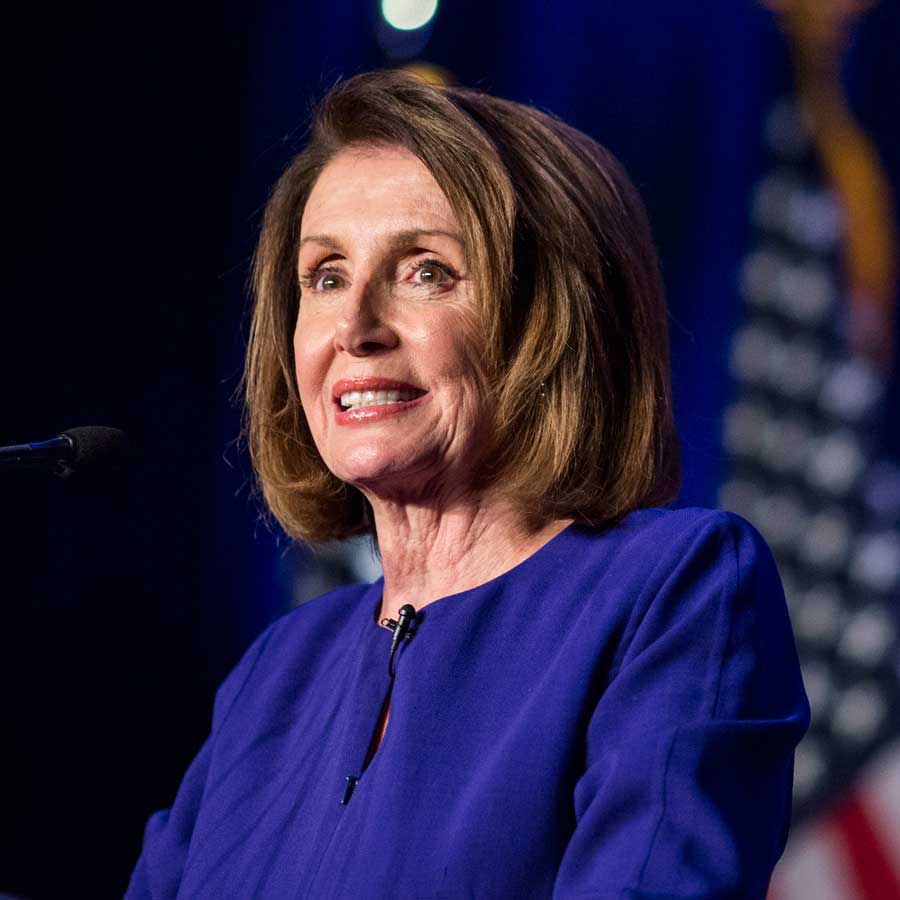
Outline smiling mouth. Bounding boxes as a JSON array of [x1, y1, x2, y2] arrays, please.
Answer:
[[338, 389, 426, 411]]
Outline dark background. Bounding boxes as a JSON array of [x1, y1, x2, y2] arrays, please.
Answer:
[[2, 1, 897, 897]]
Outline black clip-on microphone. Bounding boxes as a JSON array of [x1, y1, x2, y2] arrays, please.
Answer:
[[340, 604, 419, 805], [380, 603, 418, 678]]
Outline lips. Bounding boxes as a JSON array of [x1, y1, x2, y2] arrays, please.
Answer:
[[331, 377, 428, 424], [332, 378, 425, 405]]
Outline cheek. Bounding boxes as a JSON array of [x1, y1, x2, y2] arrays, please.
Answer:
[[292, 322, 325, 412], [425, 330, 490, 433], [428, 319, 488, 393]]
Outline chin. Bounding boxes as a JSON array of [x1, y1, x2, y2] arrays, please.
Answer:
[[330, 442, 445, 497], [330, 444, 414, 483]]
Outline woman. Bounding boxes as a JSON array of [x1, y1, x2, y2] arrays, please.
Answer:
[[126, 71, 808, 899]]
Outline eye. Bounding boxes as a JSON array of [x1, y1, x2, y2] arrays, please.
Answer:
[[409, 259, 455, 288], [300, 267, 346, 293]]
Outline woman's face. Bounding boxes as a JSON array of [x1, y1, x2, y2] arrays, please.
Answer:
[[294, 144, 488, 501]]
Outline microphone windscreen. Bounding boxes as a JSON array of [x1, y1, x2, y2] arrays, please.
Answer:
[[62, 426, 131, 474]]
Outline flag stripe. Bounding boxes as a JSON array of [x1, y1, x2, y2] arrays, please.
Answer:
[[769, 820, 861, 900], [833, 792, 900, 900], [858, 742, 900, 869]]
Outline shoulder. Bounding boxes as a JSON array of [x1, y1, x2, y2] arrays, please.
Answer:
[[554, 506, 777, 606], [552, 507, 788, 677], [627, 506, 777, 587], [254, 579, 377, 653], [597, 505, 768, 558], [625, 506, 779, 598], [603, 506, 782, 621], [595, 509, 799, 715], [211, 581, 378, 729]]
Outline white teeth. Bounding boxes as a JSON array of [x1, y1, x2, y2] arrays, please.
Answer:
[[339, 389, 423, 410]]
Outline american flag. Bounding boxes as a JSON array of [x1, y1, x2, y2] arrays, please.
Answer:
[[718, 38, 900, 896]]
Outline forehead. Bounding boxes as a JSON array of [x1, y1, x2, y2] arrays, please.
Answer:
[[300, 145, 459, 237]]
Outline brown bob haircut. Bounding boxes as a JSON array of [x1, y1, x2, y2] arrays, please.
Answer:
[[245, 70, 681, 542]]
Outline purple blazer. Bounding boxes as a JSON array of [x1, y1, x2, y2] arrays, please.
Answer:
[[126, 508, 809, 899]]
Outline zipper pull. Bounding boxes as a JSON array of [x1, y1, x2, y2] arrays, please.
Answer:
[[341, 774, 359, 805]]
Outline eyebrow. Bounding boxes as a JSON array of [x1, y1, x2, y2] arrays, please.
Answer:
[[298, 229, 464, 254]]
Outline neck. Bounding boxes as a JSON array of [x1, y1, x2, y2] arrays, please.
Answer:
[[366, 491, 571, 623]]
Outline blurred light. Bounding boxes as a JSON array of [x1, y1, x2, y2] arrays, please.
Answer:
[[377, 20, 431, 58], [381, 0, 438, 30]]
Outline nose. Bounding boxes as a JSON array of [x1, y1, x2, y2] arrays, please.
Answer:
[[332, 285, 399, 356]]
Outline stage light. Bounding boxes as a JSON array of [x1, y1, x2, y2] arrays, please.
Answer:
[[381, 0, 438, 31]]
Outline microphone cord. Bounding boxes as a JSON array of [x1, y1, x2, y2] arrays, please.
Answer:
[[342, 603, 419, 805]]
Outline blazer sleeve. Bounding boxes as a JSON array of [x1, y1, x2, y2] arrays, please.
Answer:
[[552, 512, 810, 900], [123, 623, 278, 900]]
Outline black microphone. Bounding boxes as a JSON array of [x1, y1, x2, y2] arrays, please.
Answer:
[[0, 426, 130, 477], [382, 603, 418, 678]]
